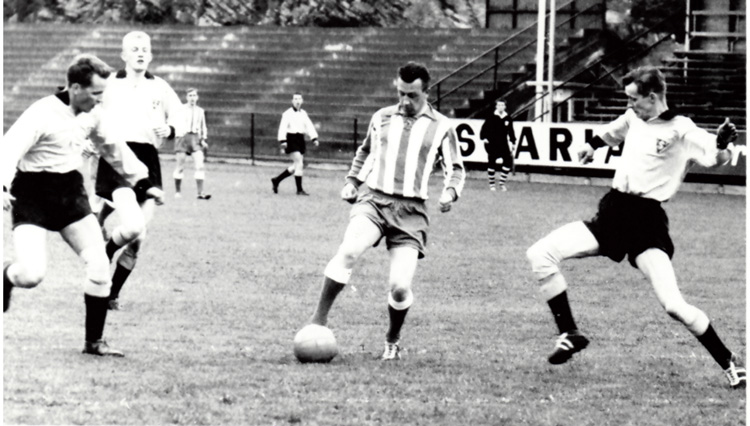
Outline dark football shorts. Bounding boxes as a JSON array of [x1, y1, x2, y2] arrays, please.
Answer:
[[96, 142, 162, 203], [285, 133, 306, 155], [10, 170, 92, 232], [350, 189, 430, 259], [584, 189, 674, 268], [174, 133, 202, 155], [485, 143, 513, 168]]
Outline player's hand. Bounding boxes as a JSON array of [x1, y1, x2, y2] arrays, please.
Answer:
[[438, 188, 456, 213], [716, 117, 737, 149], [578, 143, 595, 164], [341, 183, 358, 204], [153, 124, 171, 138], [3, 189, 14, 211], [201, 140, 208, 149], [313, 139, 320, 147], [145, 187, 165, 205], [280, 142, 287, 154]]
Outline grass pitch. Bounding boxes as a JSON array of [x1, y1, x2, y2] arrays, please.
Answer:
[[2, 160, 746, 425]]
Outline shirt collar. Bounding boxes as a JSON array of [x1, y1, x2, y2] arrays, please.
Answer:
[[116, 69, 155, 79], [54, 89, 71, 106], [494, 111, 507, 118], [396, 102, 436, 121]]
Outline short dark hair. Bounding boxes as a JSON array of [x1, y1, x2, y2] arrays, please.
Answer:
[[622, 66, 666, 97], [67, 54, 111, 88], [398, 62, 430, 90]]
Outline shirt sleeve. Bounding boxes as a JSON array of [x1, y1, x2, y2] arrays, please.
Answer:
[[278, 110, 289, 142], [596, 110, 632, 147], [346, 112, 378, 186], [200, 108, 208, 140], [91, 107, 149, 186], [303, 111, 318, 140], [2, 104, 42, 189], [682, 119, 721, 168], [507, 116, 517, 143], [438, 123, 466, 199], [164, 82, 185, 139]]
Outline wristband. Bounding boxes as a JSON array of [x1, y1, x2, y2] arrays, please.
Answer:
[[588, 135, 606, 150]]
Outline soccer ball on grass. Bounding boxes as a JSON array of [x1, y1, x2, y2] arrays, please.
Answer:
[[293, 324, 338, 363]]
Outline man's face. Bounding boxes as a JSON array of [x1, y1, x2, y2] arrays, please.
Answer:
[[397, 77, 427, 117], [292, 94, 303, 110], [122, 38, 153, 72], [71, 73, 107, 114], [495, 101, 506, 114], [625, 82, 656, 121], [187, 91, 199, 106]]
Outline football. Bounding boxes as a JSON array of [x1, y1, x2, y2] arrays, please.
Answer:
[[293, 324, 338, 363]]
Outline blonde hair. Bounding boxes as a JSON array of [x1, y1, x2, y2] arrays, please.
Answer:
[[122, 31, 151, 51]]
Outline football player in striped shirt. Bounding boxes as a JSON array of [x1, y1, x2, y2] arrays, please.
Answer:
[[526, 66, 745, 388], [2, 54, 162, 356], [95, 31, 184, 311], [305, 62, 465, 360]]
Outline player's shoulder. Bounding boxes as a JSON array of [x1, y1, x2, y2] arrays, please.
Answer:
[[376, 104, 399, 118]]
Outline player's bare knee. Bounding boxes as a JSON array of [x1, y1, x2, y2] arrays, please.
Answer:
[[662, 299, 690, 323], [13, 265, 45, 288], [81, 247, 110, 286], [388, 288, 413, 310], [117, 218, 145, 243]]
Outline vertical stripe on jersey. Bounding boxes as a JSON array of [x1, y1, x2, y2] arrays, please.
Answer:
[[404, 118, 437, 198], [380, 114, 404, 194], [419, 121, 448, 198]]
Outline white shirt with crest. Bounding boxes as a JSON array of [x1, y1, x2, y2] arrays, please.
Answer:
[[596, 108, 720, 202]]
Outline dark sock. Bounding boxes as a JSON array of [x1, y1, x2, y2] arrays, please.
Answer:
[[275, 169, 292, 182], [311, 277, 346, 325], [84, 294, 109, 342], [386, 305, 410, 343], [697, 324, 733, 369], [105, 239, 121, 261], [109, 264, 132, 301], [548, 291, 577, 334], [175, 178, 182, 193], [295, 176, 303, 192]]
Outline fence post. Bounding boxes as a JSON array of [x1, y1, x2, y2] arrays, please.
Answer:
[[493, 47, 499, 90], [436, 83, 441, 111], [250, 112, 255, 165], [353, 117, 358, 153]]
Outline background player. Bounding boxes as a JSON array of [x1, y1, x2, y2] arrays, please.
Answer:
[[525, 66, 745, 389], [271, 92, 319, 195], [2, 54, 162, 356], [305, 62, 465, 360], [95, 30, 184, 310], [173, 88, 210, 200], [480, 99, 516, 191]]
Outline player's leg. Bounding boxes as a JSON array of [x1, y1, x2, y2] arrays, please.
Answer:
[[109, 198, 155, 309], [310, 215, 382, 326], [104, 187, 145, 261], [291, 152, 308, 195], [636, 248, 745, 388], [487, 161, 496, 191], [60, 215, 123, 356], [173, 152, 187, 198], [4, 224, 48, 312], [497, 148, 512, 191], [271, 157, 294, 194], [382, 246, 418, 360], [526, 221, 599, 364], [193, 150, 210, 199]]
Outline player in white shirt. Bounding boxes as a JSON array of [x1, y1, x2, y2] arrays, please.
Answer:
[[95, 31, 184, 310], [271, 93, 319, 195], [525, 66, 745, 389], [303, 62, 465, 360], [2, 54, 163, 357]]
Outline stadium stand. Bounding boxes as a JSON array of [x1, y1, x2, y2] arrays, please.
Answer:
[[3, 24, 517, 161]]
